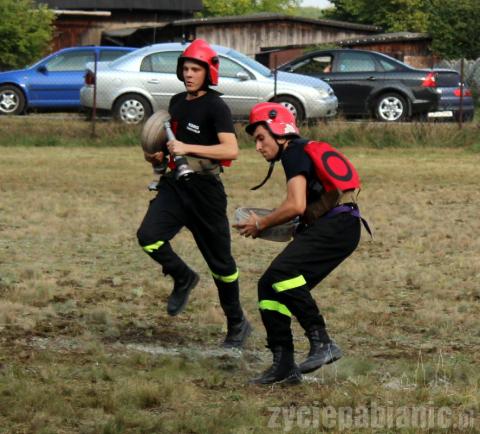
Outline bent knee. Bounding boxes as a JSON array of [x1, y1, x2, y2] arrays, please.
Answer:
[[136, 227, 149, 247], [137, 228, 164, 253]]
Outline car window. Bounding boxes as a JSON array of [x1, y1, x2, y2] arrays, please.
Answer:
[[99, 49, 132, 62], [219, 57, 251, 78], [227, 49, 272, 76], [140, 52, 181, 73], [378, 58, 400, 72], [436, 72, 461, 87], [110, 46, 150, 67], [45, 50, 95, 71], [289, 55, 332, 75], [337, 52, 377, 73]]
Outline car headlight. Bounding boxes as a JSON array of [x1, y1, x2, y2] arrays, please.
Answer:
[[316, 87, 334, 98]]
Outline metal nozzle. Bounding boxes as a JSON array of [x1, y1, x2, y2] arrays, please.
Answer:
[[164, 120, 193, 180], [174, 156, 194, 180]]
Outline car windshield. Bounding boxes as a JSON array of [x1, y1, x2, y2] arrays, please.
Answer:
[[226, 49, 272, 76]]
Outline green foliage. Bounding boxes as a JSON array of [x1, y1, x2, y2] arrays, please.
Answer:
[[428, 0, 480, 60], [199, 0, 300, 17], [324, 0, 480, 61], [324, 0, 430, 32], [0, 0, 54, 70], [291, 6, 332, 18]]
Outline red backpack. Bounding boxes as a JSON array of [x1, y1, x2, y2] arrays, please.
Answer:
[[304, 141, 360, 192]]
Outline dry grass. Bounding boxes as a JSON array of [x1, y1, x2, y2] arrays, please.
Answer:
[[0, 144, 479, 433]]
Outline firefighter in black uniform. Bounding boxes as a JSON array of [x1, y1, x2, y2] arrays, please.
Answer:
[[137, 39, 251, 348], [236, 102, 365, 384]]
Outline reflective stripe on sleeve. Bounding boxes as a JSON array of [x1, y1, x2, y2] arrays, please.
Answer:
[[272, 275, 307, 292], [259, 300, 292, 317], [142, 240, 164, 253]]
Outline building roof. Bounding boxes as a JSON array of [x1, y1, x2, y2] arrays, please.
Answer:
[[38, 0, 202, 12], [338, 32, 431, 46], [53, 10, 111, 16], [174, 13, 381, 32]]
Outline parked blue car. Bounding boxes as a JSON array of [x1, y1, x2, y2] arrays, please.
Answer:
[[0, 46, 135, 115], [428, 70, 475, 121]]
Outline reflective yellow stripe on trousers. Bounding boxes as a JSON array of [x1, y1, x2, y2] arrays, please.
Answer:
[[142, 240, 164, 253], [272, 275, 307, 292], [211, 269, 239, 283], [259, 300, 292, 317]]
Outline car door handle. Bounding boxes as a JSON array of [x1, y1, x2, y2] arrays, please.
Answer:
[[323, 78, 331, 82], [367, 76, 376, 81], [147, 79, 160, 84]]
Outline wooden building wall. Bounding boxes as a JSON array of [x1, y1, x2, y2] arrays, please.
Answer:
[[195, 22, 376, 58], [53, 19, 106, 51], [52, 11, 189, 52]]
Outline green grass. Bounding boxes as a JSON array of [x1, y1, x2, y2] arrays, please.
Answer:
[[0, 116, 142, 147], [0, 140, 479, 433], [1, 116, 479, 151]]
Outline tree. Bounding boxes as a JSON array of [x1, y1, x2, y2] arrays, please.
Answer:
[[291, 6, 335, 19], [0, 0, 54, 70], [200, 0, 300, 17], [429, 0, 480, 60], [322, 0, 480, 59], [324, 0, 430, 32]]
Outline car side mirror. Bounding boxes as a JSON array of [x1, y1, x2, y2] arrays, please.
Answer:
[[37, 65, 48, 74], [236, 71, 250, 81]]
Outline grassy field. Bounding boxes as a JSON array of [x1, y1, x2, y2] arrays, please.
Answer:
[[0, 115, 479, 151], [0, 127, 479, 432]]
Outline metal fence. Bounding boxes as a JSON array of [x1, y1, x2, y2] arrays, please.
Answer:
[[86, 51, 480, 135], [1, 47, 478, 130]]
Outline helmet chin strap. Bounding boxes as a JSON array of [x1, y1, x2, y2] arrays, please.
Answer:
[[250, 160, 275, 191], [250, 139, 285, 190]]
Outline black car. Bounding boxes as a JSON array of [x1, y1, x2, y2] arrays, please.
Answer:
[[278, 49, 441, 122]]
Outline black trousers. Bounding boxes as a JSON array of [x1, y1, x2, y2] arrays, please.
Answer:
[[137, 173, 243, 323], [258, 212, 361, 349]]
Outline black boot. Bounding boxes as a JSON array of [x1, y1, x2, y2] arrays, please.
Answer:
[[223, 317, 252, 349], [298, 328, 342, 374], [250, 346, 302, 385], [166, 268, 199, 316]]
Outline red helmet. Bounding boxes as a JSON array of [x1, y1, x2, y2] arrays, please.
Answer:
[[246, 102, 300, 137], [176, 39, 219, 86]]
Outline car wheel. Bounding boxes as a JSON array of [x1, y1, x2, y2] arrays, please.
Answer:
[[272, 96, 305, 123], [114, 94, 152, 124], [375, 93, 408, 122], [0, 85, 26, 115]]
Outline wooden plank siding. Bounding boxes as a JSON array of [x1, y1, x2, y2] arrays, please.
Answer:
[[51, 11, 191, 51], [195, 22, 376, 57]]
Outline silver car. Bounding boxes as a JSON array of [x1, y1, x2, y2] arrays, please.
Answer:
[[80, 42, 338, 124]]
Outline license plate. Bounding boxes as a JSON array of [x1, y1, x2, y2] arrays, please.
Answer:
[[428, 111, 453, 118]]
